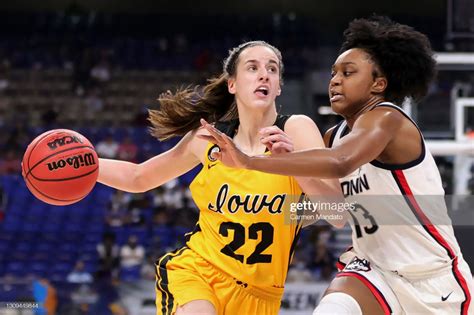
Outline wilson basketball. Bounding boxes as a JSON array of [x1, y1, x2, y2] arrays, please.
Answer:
[[21, 129, 99, 206]]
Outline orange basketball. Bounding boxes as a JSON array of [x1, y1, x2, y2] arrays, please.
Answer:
[[21, 129, 99, 205]]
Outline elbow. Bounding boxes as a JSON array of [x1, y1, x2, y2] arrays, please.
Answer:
[[333, 156, 356, 178], [131, 165, 149, 193]]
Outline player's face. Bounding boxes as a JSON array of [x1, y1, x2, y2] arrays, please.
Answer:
[[329, 48, 385, 116], [227, 45, 281, 111]]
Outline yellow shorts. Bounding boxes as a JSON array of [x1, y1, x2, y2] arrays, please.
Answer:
[[155, 246, 283, 315]]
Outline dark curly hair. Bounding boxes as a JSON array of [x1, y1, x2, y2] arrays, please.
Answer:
[[340, 16, 436, 103]]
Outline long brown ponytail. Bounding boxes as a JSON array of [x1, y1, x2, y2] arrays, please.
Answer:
[[149, 41, 284, 141]]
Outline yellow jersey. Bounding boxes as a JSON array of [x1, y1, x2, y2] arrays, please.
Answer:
[[187, 115, 303, 292]]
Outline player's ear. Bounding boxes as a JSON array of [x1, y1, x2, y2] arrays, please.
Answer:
[[228, 77, 236, 94], [371, 76, 387, 94]]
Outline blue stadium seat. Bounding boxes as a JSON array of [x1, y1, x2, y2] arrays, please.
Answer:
[[140, 208, 154, 222], [119, 266, 141, 282], [84, 232, 102, 244], [93, 185, 115, 206], [0, 283, 30, 300], [5, 205, 28, 219], [47, 205, 68, 218], [16, 231, 38, 242], [174, 226, 190, 239], [52, 262, 73, 274], [5, 261, 27, 277], [14, 241, 32, 252], [50, 262, 73, 281], [88, 206, 106, 221], [31, 252, 51, 264], [22, 222, 41, 233], [152, 226, 174, 247], [108, 227, 127, 245], [84, 261, 97, 273], [0, 240, 9, 253], [126, 226, 149, 244], [0, 232, 14, 242], [86, 223, 105, 234], [63, 223, 83, 234], [2, 213, 23, 225], [2, 175, 23, 196], [59, 243, 78, 255], [10, 250, 29, 262], [42, 222, 61, 233], [27, 203, 49, 218], [80, 252, 98, 264], [81, 242, 99, 254], [63, 233, 84, 244], [57, 253, 76, 263], [8, 187, 33, 212], [66, 213, 87, 224], [36, 242, 53, 253], [31, 262, 48, 277], [67, 202, 89, 214]]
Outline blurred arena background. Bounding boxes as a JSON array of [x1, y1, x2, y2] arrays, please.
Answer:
[[0, 0, 473, 314]]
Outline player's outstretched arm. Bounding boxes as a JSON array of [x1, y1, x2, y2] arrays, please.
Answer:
[[202, 109, 401, 179], [98, 130, 202, 193]]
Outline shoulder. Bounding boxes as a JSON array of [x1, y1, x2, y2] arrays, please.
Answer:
[[285, 114, 317, 129], [284, 115, 324, 149], [355, 106, 405, 131], [371, 105, 405, 120], [284, 115, 319, 136]]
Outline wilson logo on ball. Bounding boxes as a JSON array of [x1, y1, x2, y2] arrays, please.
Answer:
[[47, 135, 83, 150], [46, 153, 96, 171]]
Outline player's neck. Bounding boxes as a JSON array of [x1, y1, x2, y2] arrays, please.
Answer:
[[235, 108, 277, 155]]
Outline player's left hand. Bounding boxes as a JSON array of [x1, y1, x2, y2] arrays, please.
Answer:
[[259, 126, 294, 154]]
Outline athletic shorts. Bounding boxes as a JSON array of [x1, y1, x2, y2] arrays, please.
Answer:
[[337, 248, 473, 314], [155, 246, 283, 315]]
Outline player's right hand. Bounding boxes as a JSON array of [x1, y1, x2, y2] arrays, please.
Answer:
[[199, 119, 251, 169], [259, 126, 294, 154]]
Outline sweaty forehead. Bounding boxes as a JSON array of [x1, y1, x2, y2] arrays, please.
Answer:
[[239, 45, 279, 64], [334, 48, 373, 67]]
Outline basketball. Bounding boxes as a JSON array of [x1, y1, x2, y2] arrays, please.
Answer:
[[21, 129, 99, 206]]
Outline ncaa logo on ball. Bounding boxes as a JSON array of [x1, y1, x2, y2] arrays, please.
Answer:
[[47, 135, 83, 150]]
